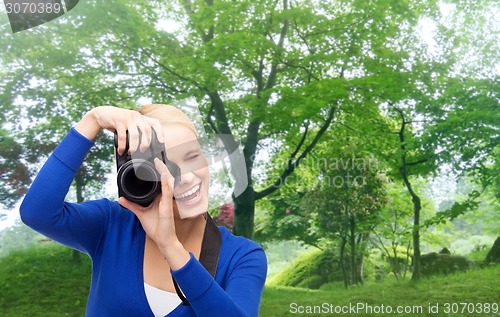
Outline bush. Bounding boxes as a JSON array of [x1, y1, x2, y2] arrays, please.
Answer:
[[268, 249, 342, 289], [420, 252, 474, 276], [296, 275, 324, 289]]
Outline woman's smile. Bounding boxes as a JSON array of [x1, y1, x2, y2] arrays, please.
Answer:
[[174, 183, 201, 203]]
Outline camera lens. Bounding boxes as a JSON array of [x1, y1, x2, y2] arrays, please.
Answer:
[[117, 159, 160, 206]]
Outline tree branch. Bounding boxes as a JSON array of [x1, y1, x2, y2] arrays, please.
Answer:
[[206, 102, 219, 135], [255, 106, 336, 200], [251, 59, 265, 93], [406, 158, 428, 166], [290, 120, 310, 158], [182, 0, 215, 43], [140, 48, 208, 93], [203, 0, 215, 42], [265, 0, 289, 90], [279, 59, 320, 82]]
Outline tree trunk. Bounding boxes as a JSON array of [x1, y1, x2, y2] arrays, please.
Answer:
[[356, 252, 365, 285], [411, 195, 422, 281], [391, 244, 401, 281], [391, 104, 423, 281], [209, 90, 259, 239], [339, 236, 349, 289], [349, 214, 357, 285], [485, 237, 500, 264], [403, 242, 412, 279], [355, 233, 369, 285], [232, 186, 255, 238]]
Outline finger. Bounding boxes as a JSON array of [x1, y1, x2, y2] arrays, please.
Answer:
[[137, 120, 152, 153], [115, 127, 128, 155], [127, 125, 140, 154], [155, 159, 175, 217], [155, 158, 175, 195], [158, 173, 175, 219], [118, 196, 146, 218], [154, 157, 174, 180], [144, 117, 165, 144]]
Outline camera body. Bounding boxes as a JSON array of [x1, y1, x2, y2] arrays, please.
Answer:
[[114, 130, 180, 207]]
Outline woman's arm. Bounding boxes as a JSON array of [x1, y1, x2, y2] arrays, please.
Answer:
[[20, 106, 164, 255], [171, 243, 267, 317], [19, 127, 109, 255]]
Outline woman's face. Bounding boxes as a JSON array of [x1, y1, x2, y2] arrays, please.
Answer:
[[161, 123, 210, 219]]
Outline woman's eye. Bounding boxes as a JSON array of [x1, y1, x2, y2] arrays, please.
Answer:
[[187, 154, 200, 160]]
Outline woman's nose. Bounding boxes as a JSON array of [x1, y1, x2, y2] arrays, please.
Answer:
[[177, 168, 195, 186]]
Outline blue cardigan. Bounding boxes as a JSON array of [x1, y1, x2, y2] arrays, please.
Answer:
[[20, 128, 267, 317]]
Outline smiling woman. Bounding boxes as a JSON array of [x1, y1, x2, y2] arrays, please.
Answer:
[[19, 104, 267, 317], [140, 105, 210, 220]]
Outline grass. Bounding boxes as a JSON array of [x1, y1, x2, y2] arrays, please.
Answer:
[[262, 267, 500, 316], [0, 243, 91, 317], [267, 248, 340, 289], [1, 243, 499, 316]]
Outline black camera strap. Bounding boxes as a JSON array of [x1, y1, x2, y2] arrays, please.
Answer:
[[172, 213, 222, 306]]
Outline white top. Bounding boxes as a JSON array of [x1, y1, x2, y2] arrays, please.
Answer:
[[144, 282, 182, 317]]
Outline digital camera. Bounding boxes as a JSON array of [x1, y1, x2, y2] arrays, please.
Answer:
[[114, 130, 180, 207]]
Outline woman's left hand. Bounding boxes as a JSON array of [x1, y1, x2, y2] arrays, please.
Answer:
[[118, 158, 190, 269]]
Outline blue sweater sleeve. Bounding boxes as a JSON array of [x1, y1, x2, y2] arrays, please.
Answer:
[[20, 128, 109, 256], [171, 243, 267, 317]]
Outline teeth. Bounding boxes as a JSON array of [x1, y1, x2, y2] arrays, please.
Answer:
[[176, 184, 200, 199]]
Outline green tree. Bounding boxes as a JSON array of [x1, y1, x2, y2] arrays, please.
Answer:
[[300, 149, 387, 287], [0, 128, 30, 209], [256, 118, 390, 287], [370, 184, 414, 281], [1, 0, 497, 240]]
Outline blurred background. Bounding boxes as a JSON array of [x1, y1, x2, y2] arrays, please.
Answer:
[[0, 0, 499, 316]]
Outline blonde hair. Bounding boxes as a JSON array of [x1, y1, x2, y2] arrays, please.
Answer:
[[137, 104, 198, 138]]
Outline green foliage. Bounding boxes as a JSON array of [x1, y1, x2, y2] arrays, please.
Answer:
[[420, 252, 475, 277], [0, 128, 30, 209], [451, 235, 496, 258], [0, 0, 498, 239], [253, 186, 318, 246], [370, 181, 447, 279], [267, 249, 341, 289], [370, 244, 413, 281], [425, 171, 500, 236], [364, 248, 392, 282], [372, 184, 414, 244], [467, 248, 490, 264], [263, 240, 314, 279], [256, 123, 390, 249], [300, 153, 387, 237]]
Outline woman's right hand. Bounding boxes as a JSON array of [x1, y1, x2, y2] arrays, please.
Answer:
[[75, 106, 164, 155]]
